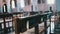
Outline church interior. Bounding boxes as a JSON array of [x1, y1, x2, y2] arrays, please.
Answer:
[[0, 0, 60, 34]]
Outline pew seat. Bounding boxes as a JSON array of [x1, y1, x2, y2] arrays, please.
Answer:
[[0, 18, 14, 34], [19, 21, 50, 34], [0, 18, 13, 23], [14, 12, 52, 34], [9, 21, 50, 34]]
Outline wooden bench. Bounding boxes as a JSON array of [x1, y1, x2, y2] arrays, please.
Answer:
[[18, 21, 50, 34], [14, 12, 52, 34], [0, 13, 13, 34]]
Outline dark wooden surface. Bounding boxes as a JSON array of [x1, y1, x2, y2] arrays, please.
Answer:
[[14, 12, 52, 34], [0, 12, 52, 34], [0, 13, 13, 34]]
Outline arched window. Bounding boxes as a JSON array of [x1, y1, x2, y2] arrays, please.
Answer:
[[3, 4, 7, 13], [20, 0, 25, 8], [12, 0, 15, 8], [42, 0, 45, 3], [28, 0, 30, 5], [38, 0, 41, 4], [25, 0, 30, 6], [14, 0, 17, 7], [38, 0, 45, 4], [3, 0, 7, 13], [47, 0, 55, 5], [11, 0, 15, 8]]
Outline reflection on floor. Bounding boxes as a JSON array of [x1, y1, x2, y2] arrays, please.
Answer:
[[47, 22, 54, 34]]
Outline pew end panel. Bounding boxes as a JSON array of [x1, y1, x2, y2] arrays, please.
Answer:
[[14, 18, 27, 34]]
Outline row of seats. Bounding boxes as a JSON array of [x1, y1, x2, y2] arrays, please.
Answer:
[[0, 11, 52, 34], [14, 12, 52, 34]]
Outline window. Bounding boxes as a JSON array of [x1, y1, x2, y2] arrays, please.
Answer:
[[47, 0, 55, 4], [20, 0, 25, 8], [38, 0, 41, 4], [25, 0, 30, 6], [38, 0, 46, 4], [14, 0, 17, 7], [12, 0, 15, 8], [24, 0, 27, 6], [10, 0, 16, 8], [3, 4, 7, 13], [28, 0, 30, 5], [42, 0, 45, 3]]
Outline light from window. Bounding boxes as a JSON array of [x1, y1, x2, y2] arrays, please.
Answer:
[[20, 0, 25, 8], [47, 0, 55, 5], [4, 5, 6, 12], [12, 0, 15, 8]]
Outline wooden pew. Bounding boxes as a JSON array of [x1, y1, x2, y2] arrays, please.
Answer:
[[14, 12, 52, 34], [0, 23, 2, 34], [0, 13, 13, 34]]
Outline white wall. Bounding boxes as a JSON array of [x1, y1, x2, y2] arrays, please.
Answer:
[[12, 0, 57, 12], [23, 0, 57, 12], [0, 0, 3, 12], [0, 0, 3, 7], [23, 4, 57, 12], [23, 5, 32, 12]]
